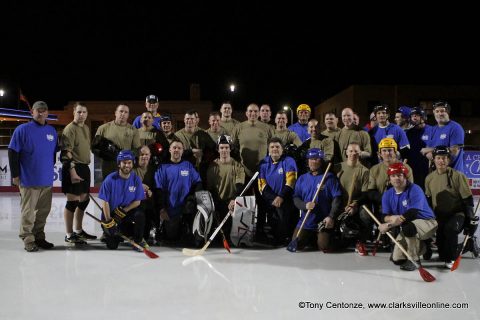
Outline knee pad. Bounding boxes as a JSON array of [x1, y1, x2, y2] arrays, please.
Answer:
[[65, 200, 79, 213], [77, 198, 90, 211], [401, 222, 417, 237]]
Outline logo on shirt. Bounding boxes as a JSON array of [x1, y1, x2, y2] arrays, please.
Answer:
[[46, 134, 54, 141], [181, 170, 189, 177], [440, 133, 447, 140], [278, 168, 284, 174], [422, 135, 429, 141], [128, 186, 136, 192], [386, 134, 394, 138], [402, 199, 408, 207]]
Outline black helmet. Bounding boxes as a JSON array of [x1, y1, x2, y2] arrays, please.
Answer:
[[217, 134, 233, 151], [410, 106, 427, 119], [432, 145, 450, 157], [373, 104, 389, 115]]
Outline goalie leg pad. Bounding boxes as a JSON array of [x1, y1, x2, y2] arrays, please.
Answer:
[[77, 198, 90, 211], [65, 200, 79, 213]]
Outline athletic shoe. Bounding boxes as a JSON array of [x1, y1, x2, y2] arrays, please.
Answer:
[[355, 241, 368, 256], [24, 242, 39, 252], [35, 239, 54, 249], [445, 260, 454, 269], [133, 239, 149, 252], [400, 260, 419, 271], [75, 230, 97, 241], [65, 234, 87, 245]]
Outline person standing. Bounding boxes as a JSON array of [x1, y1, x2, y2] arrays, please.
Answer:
[[219, 102, 240, 135], [93, 104, 141, 178], [288, 104, 311, 143], [8, 101, 58, 252], [61, 102, 97, 244], [206, 111, 228, 143], [133, 95, 162, 130]]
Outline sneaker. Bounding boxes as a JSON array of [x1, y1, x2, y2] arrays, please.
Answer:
[[65, 234, 87, 245], [400, 260, 419, 271], [24, 242, 39, 252], [355, 241, 369, 256], [75, 230, 97, 241], [35, 239, 54, 249], [445, 260, 454, 269]]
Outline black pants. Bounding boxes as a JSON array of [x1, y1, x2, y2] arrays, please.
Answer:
[[436, 212, 465, 262], [105, 208, 146, 249], [264, 198, 295, 245]]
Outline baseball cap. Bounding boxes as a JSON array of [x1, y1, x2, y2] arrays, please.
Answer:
[[32, 101, 48, 110], [146, 95, 158, 103]]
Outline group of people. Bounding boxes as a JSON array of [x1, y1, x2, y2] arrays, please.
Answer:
[[7, 96, 479, 272]]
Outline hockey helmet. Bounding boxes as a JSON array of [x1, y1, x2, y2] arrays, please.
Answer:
[[409, 106, 427, 119], [373, 104, 389, 115], [387, 162, 409, 176], [378, 137, 398, 152], [297, 104, 311, 113], [432, 145, 451, 157], [306, 148, 324, 160], [397, 106, 412, 119], [117, 150, 136, 164]]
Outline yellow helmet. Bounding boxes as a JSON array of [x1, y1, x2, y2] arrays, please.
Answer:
[[297, 104, 311, 113], [378, 137, 397, 152]]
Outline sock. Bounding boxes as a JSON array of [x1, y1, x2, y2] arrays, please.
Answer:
[[74, 229, 83, 234]]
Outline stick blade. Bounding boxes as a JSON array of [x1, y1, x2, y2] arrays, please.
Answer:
[[372, 241, 379, 256], [223, 239, 231, 253], [450, 256, 462, 272], [143, 249, 159, 259], [418, 267, 436, 282], [182, 248, 202, 256], [286, 238, 298, 252]]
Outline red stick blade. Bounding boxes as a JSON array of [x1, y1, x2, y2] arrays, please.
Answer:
[[223, 239, 231, 253], [372, 241, 379, 256], [419, 267, 436, 282], [144, 249, 159, 259], [450, 256, 462, 271]]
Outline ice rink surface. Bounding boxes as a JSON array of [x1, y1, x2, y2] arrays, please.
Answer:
[[1, 193, 479, 320]]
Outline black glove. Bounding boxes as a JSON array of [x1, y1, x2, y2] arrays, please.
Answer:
[[464, 216, 479, 236], [112, 207, 127, 223], [101, 218, 118, 236]]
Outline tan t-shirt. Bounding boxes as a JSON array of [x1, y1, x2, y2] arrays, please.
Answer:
[[220, 118, 240, 135], [425, 167, 472, 212], [334, 127, 371, 162], [62, 121, 91, 164], [274, 129, 302, 147], [337, 162, 369, 206], [207, 158, 246, 201], [368, 161, 414, 193], [95, 121, 141, 151]]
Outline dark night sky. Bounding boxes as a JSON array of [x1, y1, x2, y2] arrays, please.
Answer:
[[1, 2, 479, 110]]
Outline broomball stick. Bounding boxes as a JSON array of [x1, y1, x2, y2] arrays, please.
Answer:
[[182, 172, 259, 256], [287, 162, 332, 253], [362, 205, 436, 282], [87, 195, 158, 259]]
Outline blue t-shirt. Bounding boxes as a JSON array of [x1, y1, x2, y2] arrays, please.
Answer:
[[288, 122, 310, 143], [293, 172, 342, 230], [98, 171, 145, 211], [370, 123, 410, 150], [259, 155, 297, 195], [154, 160, 201, 217], [381, 183, 434, 220], [406, 125, 432, 182], [133, 114, 162, 130], [8, 121, 58, 187], [427, 120, 464, 172]]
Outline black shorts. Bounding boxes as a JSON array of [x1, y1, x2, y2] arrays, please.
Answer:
[[61, 163, 91, 195]]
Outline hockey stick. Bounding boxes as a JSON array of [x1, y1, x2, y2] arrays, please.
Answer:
[[212, 208, 231, 253], [287, 162, 332, 253], [84, 211, 158, 259], [87, 195, 159, 259], [362, 205, 435, 282], [451, 199, 480, 271], [182, 171, 259, 256], [371, 231, 382, 256]]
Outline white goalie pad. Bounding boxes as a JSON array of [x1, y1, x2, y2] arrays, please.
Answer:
[[193, 191, 215, 239], [230, 196, 257, 247]]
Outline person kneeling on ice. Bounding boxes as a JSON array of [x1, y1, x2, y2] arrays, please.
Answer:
[[98, 150, 148, 251], [378, 163, 438, 271], [292, 148, 342, 251]]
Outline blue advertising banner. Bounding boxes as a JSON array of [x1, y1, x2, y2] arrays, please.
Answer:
[[464, 150, 480, 194]]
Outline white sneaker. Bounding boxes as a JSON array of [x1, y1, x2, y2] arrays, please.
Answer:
[[445, 260, 454, 269]]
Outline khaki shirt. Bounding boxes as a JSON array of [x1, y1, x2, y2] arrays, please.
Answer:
[[95, 121, 141, 151], [220, 118, 240, 135], [62, 121, 91, 164], [337, 162, 369, 206], [425, 167, 472, 212], [334, 127, 371, 162], [274, 129, 302, 147], [368, 161, 414, 193], [207, 158, 246, 202]]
